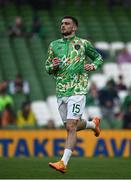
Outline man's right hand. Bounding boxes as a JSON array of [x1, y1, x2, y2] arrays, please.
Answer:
[[52, 58, 61, 70]]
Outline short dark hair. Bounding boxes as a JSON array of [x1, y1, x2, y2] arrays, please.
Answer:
[[62, 16, 78, 27]]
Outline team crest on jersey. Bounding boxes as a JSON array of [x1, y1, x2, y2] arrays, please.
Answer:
[[74, 44, 80, 50], [58, 46, 62, 50]]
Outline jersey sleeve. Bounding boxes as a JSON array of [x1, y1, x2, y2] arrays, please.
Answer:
[[85, 40, 103, 69], [45, 43, 54, 74]]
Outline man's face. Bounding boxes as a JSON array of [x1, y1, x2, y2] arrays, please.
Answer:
[[60, 18, 76, 36]]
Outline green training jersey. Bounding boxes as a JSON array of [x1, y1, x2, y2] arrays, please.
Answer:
[[45, 35, 103, 97]]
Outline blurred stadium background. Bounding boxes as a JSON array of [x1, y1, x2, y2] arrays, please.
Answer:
[[0, 0, 131, 178]]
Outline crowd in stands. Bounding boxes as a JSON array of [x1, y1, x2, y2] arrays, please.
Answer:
[[87, 78, 131, 129], [116, 48, 131, 64], [0, 0, 131, 129], [0, 73, 57, 129], [0, 74, 34, 128], [7, 16, 45, 38], [0, 71, 131, 129], [0, 14, 131, 129], [0, 0, 53, 10]]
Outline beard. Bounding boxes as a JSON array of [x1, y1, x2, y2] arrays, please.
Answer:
[[61, 31, 72, 36]]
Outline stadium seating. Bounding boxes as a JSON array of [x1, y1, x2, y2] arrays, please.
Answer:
[[103, 63, 120, 81], [12, 38, 44, 100], [94, 42, 110, 51], [85, 106, 102, 119], [120, 63, 131, 87], [0, 1, 131, 43], [28, 37, 56, 97], [0, 37, 18, 80], [0, 1, 131, 129], [31, 101, 52, 126], [90, 73, 107, 89], [47, 96, 63, 127], [110, 42, 125, 57]]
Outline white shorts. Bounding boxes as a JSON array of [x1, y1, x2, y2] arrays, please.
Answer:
[[57, 95, 86, 123]]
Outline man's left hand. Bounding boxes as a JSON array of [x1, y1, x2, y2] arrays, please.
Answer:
[[84, 64, 95, 71]]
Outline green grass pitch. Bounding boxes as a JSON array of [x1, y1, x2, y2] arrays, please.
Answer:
[[0, 157, 131, 179]]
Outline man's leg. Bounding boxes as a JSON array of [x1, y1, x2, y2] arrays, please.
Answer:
[[65, 119, 77, 149], [60, 117, 101, 167], [49, 97, 69, 173], [49, 95, 100, 173], [49, 119, 78, 173], [49, 118, 100, 173], [61, 119, 78, 166], [76, 119, 86, 131], [64, 118, 96, 131], [76, 118, 101, 136], [77, 117, 98, 131]]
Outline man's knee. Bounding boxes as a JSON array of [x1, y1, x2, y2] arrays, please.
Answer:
[[66, 119, 77, 132]]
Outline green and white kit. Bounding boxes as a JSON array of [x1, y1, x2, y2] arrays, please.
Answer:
[[45, 35, 103, 121]]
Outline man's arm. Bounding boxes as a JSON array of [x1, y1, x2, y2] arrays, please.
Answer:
[[84, 41, 103, 71], [45, 43, 60, 75]]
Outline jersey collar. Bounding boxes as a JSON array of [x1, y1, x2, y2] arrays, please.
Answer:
[[62, 35, 76, 42]]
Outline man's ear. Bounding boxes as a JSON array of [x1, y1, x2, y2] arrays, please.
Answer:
[[73, 24, 77, 32]]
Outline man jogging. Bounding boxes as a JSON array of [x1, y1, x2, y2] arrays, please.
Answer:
[[45, 16, 103, 173]]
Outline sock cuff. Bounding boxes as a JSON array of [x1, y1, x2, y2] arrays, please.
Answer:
[[64, 148, 72, 153], [86, 120, 96, 129]]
